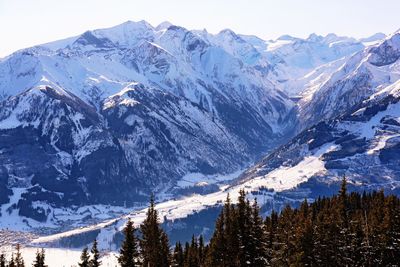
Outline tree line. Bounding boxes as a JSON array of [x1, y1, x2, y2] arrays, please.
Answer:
[[2, 178, 400, 266], [203, 178, 400, 266], [0, 244, 47, 267]]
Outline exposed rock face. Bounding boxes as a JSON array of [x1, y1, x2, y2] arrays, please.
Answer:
[[1, 20, 398, 232], [240, 80, 400, 201], [0, 21, 298, 221], [298, 32, 400, 129]]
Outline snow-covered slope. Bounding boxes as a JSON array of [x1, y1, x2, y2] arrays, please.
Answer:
[[242, 79, 400, 197], [27, 79, 400, 248], [298, 31, 400, 128], [0, 21, 297, 225], [25, 78, 400, 251], [236, 33, 369, 96], [1, 19, 396, 251]]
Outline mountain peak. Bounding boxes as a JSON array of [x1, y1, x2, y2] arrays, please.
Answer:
[[277, 34, 297, 41], [90, 20, 155, 47], [155, 21, 173, 31], [108, 19, 154, 33], [359, 32, 387, 43], [122, 19, 153, 28], [218, 28, 236, 36], [307, 33, 323, 42]]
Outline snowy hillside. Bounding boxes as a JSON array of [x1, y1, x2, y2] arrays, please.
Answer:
[[0, 20, 298, 226], [1, 19, 399, 252], [242, 79, 400, 199], [298, 31, 400, 128], [26, 81, 400, 250], [27, 78, 400, 248]]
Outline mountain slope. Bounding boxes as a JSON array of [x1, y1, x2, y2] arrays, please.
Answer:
[[241, 79, 400, 199], [298, 31, 400, 128], [0, 20, 396, 246], [0, 21, 297, 223], [30, 80, 400, 247]]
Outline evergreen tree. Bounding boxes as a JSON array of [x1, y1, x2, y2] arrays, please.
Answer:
[[0, 253, 5, 267], [198, 235, 205, 265], [237, 189, 252, 266], [90, 239, 101, 267], [251, 199, 268, 266], [337, 176, 352, 266], [183, 242, 190, 266], [32, 249, 47, 267], [9, 254, 15, 267], [205, 210, 225, 266], [293, 200, 313, 266], [273, 205, 295, 266], [381, 195, 400, 266], [349, 217, 363, 265], [184, 235, 200, 267], [33, 250, 41, 267], [140, 195, 170, 267], [118, 219, 139, 267], [155, 186, 400, 267], [14, 244, 24, 267], [222, 194, 239, 266], [78, 247, 90, 267], [172, 242, 184, 267], [160, 232, 171, 266], [264, 210, 278, 264]]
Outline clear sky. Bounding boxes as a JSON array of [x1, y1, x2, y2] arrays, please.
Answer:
[[0, 0, 399, 57]]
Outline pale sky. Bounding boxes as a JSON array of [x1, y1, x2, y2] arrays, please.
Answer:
[[0, 0, 399, 57]]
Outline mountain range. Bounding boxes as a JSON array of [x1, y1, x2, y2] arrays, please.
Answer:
[[0, 20, 399, 248]]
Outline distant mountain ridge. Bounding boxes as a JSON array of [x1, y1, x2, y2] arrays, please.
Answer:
[[0, 20, 298, 223], [0, 20, 398, 243]]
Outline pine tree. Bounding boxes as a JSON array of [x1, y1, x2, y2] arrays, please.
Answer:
[[237, 189, 252, 266], [14, 244, 24, 267], [33, 250, 41, 267], [9, 254, 15, 267], [205, 210, 225, 266], [41, 248, 47, 267], [381, 195, 400, 266], [337, 176, 352, 266], [198, 235, 205, 265], [184, 235, 200, 267], [90, 239, 102, 267], [140, 195, 170, 267], [183, 242, 190, 266], [349, 216, 363, 265], [251, 199, 268, 266], [32, 249, 47, 267], [369, 190, 386, 265], [79, 247, 90, 267], [292, 199, 313, 266], [140, 187, 400, 267], [118, 219, 139, 267], [172, 242, 184, 267], [0, 254, 5, 267], [265, 210, 278, 264], [273, 205, 295, 266], [222, 194, 239, 266], [160, 231, 171, 266]]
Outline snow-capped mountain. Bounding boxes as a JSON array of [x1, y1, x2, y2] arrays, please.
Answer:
[[237, 32, 371, 96], [27, 78, 400, 249], [0, 20, 298, 223], [241, 78, 400, 200], [1, 19, 398, 249], [298, 31, 400, 128]]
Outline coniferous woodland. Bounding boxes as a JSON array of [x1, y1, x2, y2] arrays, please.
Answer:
[[1, 178, 400, 266]]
